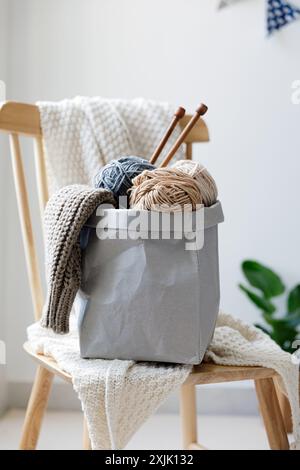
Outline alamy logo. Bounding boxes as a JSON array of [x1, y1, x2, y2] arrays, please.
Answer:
[[0, 80, 6, 101], [291, 339, 300, 365], [291, 80, 300, 105], [95, 202, 205, 251]]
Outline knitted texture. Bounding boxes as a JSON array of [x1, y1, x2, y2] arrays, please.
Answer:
[[28, 311, 300, 449], [172, 160, 218, 207], [28, 315, 190, 450], [205, 313, 300, 449], [41, 185, 115, 334], [38, 97, 185, 194], [129, 168, 206, 211]]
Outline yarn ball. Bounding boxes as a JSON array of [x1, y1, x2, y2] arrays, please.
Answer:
[[129, 168, 204, 211], [93, 156, 156, 199], [172, 160, 218, 207]]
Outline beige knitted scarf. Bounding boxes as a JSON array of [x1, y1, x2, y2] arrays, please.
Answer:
[[41, 185, 115, 333]]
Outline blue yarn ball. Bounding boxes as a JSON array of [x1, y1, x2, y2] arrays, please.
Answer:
[[94, 156, 155, 199]]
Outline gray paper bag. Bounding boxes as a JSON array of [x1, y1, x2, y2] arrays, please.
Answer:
[[77, 202, 224, 364]]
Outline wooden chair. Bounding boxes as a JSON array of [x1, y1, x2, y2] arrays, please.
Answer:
[[0, 101, 291, 450]]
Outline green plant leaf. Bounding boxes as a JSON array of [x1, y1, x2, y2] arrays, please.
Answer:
[[288, 284, 300, 313], [262, 312, 300, 351], [241, 260, 285, 299], [254, 323, 271, 336], [263, 311, 300, 328], [271, 329, 298, 353], [239, 284, 276, 314]]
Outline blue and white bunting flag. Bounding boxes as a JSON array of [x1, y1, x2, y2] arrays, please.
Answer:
[[267, 0, 300, 34]]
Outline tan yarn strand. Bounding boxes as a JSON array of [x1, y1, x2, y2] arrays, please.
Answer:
[[172, 160, 218, 207], [129, 164, 217, 211]]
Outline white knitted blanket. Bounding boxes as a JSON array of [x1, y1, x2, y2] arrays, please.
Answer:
[[28, 312, 300, 450], [38, 97, 185, 195], [28, 313, 190, 450]]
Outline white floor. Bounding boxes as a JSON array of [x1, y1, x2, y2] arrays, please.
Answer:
[[0, 409, 273, 450]]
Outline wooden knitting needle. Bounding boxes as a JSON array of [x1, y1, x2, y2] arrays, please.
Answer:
[[149, 106, 186, 165], [159, 103, 208, 168]]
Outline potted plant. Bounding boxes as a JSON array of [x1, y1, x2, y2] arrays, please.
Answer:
[[239, 260, 300, 353], [239, 260, 300, 432]]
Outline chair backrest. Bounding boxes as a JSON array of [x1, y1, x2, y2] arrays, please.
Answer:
[[0, 101, 209, 321]]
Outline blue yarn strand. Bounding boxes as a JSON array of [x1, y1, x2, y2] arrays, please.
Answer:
[[94, 156, 155, 198], [80, 156, 156, 248]]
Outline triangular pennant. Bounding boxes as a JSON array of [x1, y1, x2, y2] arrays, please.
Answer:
[[267, 0, 300, 34]]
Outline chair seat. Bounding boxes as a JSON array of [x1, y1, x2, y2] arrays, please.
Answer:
[[24, 342, 72, 383], [23, 341, 278, 385]]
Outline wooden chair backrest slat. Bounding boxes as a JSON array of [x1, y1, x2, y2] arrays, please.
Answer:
[[0, 102, 42, 136], [0, 102, 209, 141], [9, 133, 44, 320]]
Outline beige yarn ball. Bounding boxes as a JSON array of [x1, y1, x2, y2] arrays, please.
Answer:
[[129, 161, 218, 211], [172, 160, 218, 207], [129, 168, 206, 211]]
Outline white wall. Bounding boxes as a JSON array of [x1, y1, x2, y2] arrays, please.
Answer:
[[0, 0, 9, 413], [3, 0, 300, 394]]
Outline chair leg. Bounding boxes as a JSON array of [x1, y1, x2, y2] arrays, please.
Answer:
[[273, 378, 293, 434], [180, 384, 197, 450], [83, 416, 92, 450], [20, 366, 54, 450], [277, 392, 293, 434], [255, 377, 289, 450]]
